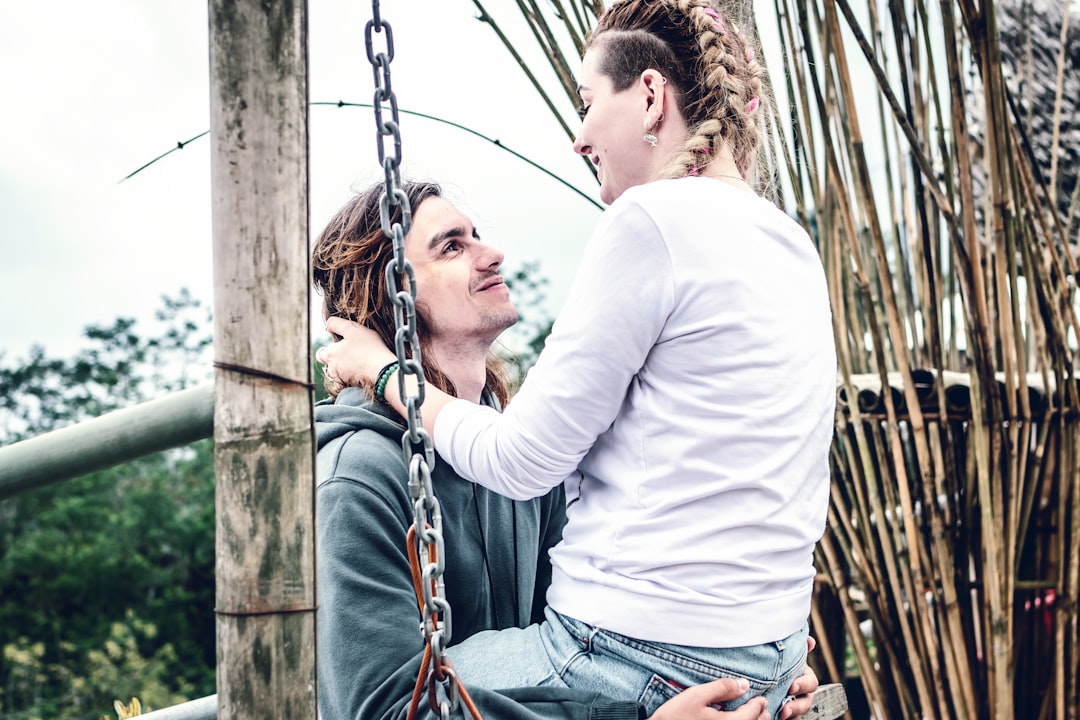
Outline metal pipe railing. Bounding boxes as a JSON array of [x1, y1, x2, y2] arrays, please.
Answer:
[[0, 383, 214, 500], [138, 694, 216, 720]]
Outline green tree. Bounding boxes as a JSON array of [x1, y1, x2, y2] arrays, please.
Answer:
[[0, 288, 211, 444], [0, 292, 215, 720], [498, 260, 555, 387], [0, 263, 553, 719]]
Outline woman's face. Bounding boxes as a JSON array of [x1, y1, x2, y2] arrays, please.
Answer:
[[573, 47, 656, 205]]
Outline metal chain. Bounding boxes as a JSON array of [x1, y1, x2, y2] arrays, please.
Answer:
[[365, 4, 457, 719]]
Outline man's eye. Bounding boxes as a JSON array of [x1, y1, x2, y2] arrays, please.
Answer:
[[443, 241, 460, 253], [577, 105, 590, 119]]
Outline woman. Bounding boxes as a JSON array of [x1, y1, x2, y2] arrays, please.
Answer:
[[319, 1, 836, 717]]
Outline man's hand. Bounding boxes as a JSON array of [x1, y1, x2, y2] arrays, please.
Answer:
[[648, 636, 822, 720], [649, 678, 768, 720]]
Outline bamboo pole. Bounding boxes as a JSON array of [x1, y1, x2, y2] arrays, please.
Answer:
[[207, 1, 316, 718], [1068, 425, 1080, 720]]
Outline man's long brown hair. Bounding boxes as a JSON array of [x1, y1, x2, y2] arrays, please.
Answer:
[[312, 180, 511, 406]]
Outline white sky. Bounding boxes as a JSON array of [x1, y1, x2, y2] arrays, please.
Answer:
[[0, 1, 605, 363], [1, 0, 1061, 380]]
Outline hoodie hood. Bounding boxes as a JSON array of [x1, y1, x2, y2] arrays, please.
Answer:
[[315, 386, 403, 451]]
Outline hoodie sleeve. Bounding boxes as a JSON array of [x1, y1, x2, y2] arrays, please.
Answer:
[[316, 435, 422, 720], [531, 483, 568, 625], [316, 434, 641, 720]]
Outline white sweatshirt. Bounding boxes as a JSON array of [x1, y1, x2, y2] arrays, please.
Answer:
[[436, 177, 836, 647]]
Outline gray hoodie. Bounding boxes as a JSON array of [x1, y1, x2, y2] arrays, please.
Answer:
[[316, 387, 642, 720]]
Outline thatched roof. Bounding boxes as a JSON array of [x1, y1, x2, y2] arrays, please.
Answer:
[[969, 0, 1078, 231]]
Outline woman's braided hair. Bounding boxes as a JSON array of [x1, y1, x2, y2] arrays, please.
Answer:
[[589, 0, 767, 182]]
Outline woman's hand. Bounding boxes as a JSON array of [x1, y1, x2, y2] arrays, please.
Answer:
[[779, 636, 820, 719], [780, 650, 819, 719], [317, 317, 397, 388], [319, 316, 456, 437]]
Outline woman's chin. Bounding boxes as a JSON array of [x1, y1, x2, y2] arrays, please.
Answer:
[[599, 182, 620, 205]]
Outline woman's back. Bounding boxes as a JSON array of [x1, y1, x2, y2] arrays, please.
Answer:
[[543, 176, 836, 647]]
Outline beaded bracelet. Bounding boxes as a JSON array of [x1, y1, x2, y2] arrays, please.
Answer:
[[373, 361, 400, 405]]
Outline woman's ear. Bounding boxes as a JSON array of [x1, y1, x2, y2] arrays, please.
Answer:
[[641, 70, 668, 128]]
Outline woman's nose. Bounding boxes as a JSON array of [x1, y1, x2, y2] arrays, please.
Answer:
[[573, 135, 591, 156]]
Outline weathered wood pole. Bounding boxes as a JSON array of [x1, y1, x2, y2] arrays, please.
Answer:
[[207, 1, 315, 718]]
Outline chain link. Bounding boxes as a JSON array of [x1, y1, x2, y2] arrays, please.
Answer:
[[366, 2, 457, 716]]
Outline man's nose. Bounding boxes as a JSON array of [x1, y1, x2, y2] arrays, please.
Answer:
[[477, 243, 503, 270]]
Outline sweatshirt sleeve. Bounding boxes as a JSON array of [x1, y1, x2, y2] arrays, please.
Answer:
[[435, 200, 674, 499], [316, 438, 641, 720], [316, 450, 424, 720]]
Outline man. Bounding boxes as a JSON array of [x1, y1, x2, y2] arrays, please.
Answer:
[[312, 180, 822, 720]]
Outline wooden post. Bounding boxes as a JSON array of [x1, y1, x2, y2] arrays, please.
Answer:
[[207, 1, 315, 718]]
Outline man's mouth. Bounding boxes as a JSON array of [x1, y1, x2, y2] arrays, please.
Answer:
[[475, 276, 505, 292]]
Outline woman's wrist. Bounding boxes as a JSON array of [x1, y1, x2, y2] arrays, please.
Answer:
[[372, 361, 400, 404]]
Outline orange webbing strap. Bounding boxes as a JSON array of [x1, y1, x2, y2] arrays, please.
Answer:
[[406, 645, 433, 720], [407, 525, 428, 616], [406, 525, 431, 720], [405, 526, 484, 720]]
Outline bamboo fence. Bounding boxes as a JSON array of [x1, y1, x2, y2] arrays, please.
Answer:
[[773, 0, 1079, 717], [484, 0, 1079, 717]]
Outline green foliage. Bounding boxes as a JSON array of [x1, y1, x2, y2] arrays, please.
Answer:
[[0, 288, 212, 444], [312, 336, 332, 404], [498, 260, 555, 386], [0, 292, 215, 720], [5, 612, 194, 719]]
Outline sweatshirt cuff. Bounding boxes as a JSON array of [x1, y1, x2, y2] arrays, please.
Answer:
[[590, 701, 646, 720]]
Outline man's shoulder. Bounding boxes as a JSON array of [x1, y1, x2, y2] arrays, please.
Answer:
[[318, 426, 479, 501], [317, 421, 412, 501]]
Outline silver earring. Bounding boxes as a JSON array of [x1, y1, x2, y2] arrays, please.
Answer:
[[643, 110, 663, 147]]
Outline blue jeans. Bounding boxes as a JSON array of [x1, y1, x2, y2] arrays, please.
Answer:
[[448, 607, 808, 718]]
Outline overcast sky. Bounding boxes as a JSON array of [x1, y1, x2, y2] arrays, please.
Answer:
[[0, 1, 609, 364]]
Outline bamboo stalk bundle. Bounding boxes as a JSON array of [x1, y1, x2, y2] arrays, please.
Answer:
[[777, 0, 1080, 716], [482, 0, 1079, 717]]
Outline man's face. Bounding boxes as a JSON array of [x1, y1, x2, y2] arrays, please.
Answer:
[[404, 196, 518, 350]]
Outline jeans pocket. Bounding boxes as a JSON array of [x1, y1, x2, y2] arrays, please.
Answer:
[[637, 674, 750, 717], [637, 674, 683, 717]]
